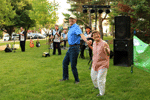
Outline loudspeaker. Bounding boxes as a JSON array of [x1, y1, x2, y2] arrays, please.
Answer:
[[115, 16, 131, 39], [113, 39, 133, 67]]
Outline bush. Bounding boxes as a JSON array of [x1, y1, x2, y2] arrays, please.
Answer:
[[135, 32, 150, 44]]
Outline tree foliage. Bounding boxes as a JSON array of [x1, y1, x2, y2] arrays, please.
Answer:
[[0, 0, 16, 28], [109, 0, 150, 33], [11, 0, 36, 30], [29, 0, 58, 29], [0, 0, 36, 37], [0, 0, 58, 39]]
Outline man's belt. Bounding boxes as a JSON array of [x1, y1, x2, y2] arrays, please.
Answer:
[[69, 44, 80, 47]]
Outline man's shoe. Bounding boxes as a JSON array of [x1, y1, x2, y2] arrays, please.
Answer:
[[75, 81, 80, 84]]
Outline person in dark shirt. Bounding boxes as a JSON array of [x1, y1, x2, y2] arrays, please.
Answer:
[[80, 26, 93, 59], [5, 44, 12, 52], [18, 27, 27, 52]]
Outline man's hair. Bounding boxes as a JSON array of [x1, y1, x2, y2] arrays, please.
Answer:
[[91, 30, 100, 37]]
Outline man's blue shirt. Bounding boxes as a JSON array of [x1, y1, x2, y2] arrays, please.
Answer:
[[68, 23, 82, 45]]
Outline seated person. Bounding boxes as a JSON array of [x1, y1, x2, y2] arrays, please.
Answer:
[[5, 44, 12, 52], [36, 38, 40, 47]]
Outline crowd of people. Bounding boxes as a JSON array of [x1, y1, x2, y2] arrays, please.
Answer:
[[4, 15, 110, 97]]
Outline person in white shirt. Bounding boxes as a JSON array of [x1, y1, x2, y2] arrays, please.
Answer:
[[51, 24, 61, 55], [61, 27, 68, 49], [18, 27, 27, 52], [80, 26, 93, 59]]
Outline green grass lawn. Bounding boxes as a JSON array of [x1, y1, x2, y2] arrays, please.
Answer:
[[0, 37, 150, 100]]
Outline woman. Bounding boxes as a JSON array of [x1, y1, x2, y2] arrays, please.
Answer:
[[88, 30, 110, 96]]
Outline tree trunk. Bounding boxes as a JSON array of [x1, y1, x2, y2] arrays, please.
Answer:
[[99, 14, 103, 40], [89, 11, 92, 28], [6, 26, 14, 40], [77, 18, 89, 27]]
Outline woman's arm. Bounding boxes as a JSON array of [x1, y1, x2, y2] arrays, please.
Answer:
[[88, 40, 93, 50], [104, 43, 110, 56], [89, 45, 93, 50]]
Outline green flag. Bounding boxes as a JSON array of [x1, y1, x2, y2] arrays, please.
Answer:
[[134, 35, 150, 73]]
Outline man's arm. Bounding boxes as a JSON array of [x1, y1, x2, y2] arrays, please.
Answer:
[[80, 34, 88, 43], [80, 33, 93, 48], [56, 31, 61, 37]]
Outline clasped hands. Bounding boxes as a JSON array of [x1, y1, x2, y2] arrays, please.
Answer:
[[87, 40, 108, 49], [87, 40, 92, 47], [18, 33, 24, 36], [55, 32, 60, 36]]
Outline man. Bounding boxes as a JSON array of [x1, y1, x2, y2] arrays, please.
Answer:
[[80, 26, 93, 59], [51, 25, 61, 55], [18, 27, 27, 52], [59, 15, 90, 84]]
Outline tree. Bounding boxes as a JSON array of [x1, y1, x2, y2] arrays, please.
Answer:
[[12, 0, 36, 31], [0, 0, 16, 35], [29, 0, 58, 29], [0, 0, 36, 39], [109, 0, 150, 43], [0, 0, 58, 40], [62, 13, 70, 27]]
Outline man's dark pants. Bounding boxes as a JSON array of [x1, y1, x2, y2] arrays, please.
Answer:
[[63, 40, 67, 47], [63, 45, 80, 82], [20, 41, 25, 52], [53, 42, 61, 55], [80, 45, 92, 59]]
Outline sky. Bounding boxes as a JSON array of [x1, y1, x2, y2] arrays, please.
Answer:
[[48, 0, 71, 25]]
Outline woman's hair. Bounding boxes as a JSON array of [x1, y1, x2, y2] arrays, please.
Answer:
[[91, 30, 100, 37]]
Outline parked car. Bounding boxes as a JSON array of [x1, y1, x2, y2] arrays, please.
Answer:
[[27, 33, 34, 39], [33, 33, 46, 39], [3, 34, 10, 41], [12, 33, 19, 40]]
